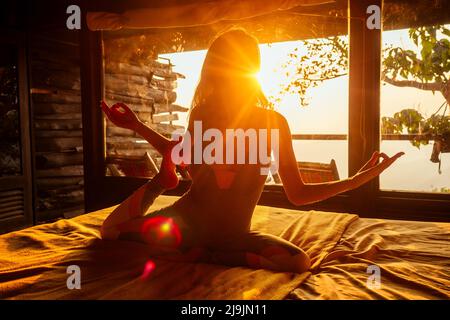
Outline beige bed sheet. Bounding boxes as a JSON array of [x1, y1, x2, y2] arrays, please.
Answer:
[[288, 217, 450, 299], [0, 195, 357, 300]]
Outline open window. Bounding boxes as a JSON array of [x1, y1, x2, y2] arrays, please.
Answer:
[[89, 0, 351, 203], [80, 0, 450, 220]]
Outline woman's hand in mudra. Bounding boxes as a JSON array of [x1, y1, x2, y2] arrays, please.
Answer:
[[101, 101, 141, 131], [357, 151, 405, 178]]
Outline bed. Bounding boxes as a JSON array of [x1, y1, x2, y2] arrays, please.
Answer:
[[0, 195, 448, 299]]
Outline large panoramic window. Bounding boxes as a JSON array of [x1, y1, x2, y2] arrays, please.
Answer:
[[102, 8, 350, 185], [163, 38, 349, 183]]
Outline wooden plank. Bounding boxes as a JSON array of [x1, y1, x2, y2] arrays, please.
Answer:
[[151, 77, 177, 90], [101, 104, 153, 123], [150, 60, 172, 71], [104, 94, 188, 113], [105, 73, 177, 90], [106, 137, 156, 150], [38, 191, 84, 208], [107, 149, 159, 158], [36, 152, 83, 169], [291, 134, 347, 140], [106, 126, 136, 137], [152, 113, 179, 123], [35, 137, 83, 152], [30, 36, 79, 54], [105, 60, 183, 80], [36, 204, 84, 221], [152, 67, 179, 80], [105, 77, 177, 103], [154, 103, 189, 113], [105, 93, 154, 109], [39, 185, 84, 196], [36, 177, 84, 188], [106, 164, 125, 176], [32, 89, 81, 104], [31, 44, 80, 65], [35, 129, 82, 138], [36, 165, 84, 177], [35, 113, 82, 120], [105, 61, 153, 77], [153, 123, 184, 135], [31, 60, 80, 75], [34, 119, 82, 130], [135, 111, 153, 123], [32, 72, 80, 91], [106, 73, 150, 85], [107, 122, 183, 136], [34, 103, 81, 114]]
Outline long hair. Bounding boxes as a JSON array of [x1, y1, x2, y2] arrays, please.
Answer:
[[190, 29, 268, 123]]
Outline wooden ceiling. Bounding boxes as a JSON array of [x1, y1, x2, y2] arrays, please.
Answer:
[[102, 0, 450, 55]]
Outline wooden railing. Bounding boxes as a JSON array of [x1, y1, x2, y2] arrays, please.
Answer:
[[291, 134, 434, 141]]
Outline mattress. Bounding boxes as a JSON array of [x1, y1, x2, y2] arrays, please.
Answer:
[[0, 195, 448, 299]]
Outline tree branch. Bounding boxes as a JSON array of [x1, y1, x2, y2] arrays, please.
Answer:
[[296, 73, 348, 82], [382, 76, 445, 92]]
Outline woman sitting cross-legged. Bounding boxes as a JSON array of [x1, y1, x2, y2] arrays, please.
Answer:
[[100, 29, 404, 273]]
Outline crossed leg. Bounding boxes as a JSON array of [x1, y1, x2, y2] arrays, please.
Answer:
[[100, 159, 208, 262], [100, 178, 165, 240], [210, 231, 311, 273], [100, 145, 181, 239], [102, 189, 310, 272]]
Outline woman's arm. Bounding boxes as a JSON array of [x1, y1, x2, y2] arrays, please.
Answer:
[[274, 112, 404, 206], [101, 101, 174, 155]]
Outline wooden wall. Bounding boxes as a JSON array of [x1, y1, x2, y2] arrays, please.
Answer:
[[103, 41, 188, 178], [29, 33, 85, 221]]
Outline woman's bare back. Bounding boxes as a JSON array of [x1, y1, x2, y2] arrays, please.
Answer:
[[172, 107, 276, 240]]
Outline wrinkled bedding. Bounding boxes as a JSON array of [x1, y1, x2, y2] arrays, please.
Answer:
[[0, 195, 448, 299], [0, 195, 356, 299], [288, 218, 450, 299]]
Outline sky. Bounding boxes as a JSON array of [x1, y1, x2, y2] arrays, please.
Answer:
[[160, 28, 450, 193]]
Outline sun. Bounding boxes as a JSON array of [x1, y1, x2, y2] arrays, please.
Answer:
[[255, 42, 299, 107]]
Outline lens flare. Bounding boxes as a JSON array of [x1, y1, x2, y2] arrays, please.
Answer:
[[141, 216, 182, 248], [160, 222, 171, 233], [141, 260, 155, 280]]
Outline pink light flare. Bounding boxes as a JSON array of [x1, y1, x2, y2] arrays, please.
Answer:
[[140, 216, 182, 249], [141, 260, 155, 280]]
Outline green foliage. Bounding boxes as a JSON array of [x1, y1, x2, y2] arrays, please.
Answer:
[[276, 36, 348, 106], [431, 186, 450, 193], [381, 106, 450, 148], [281, 25, 450, 105], [281, 24, 450, 149], [384, 26, 450, 84]]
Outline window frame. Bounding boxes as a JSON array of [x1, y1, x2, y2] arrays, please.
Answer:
[[0, 29, 34, 232], [80, 0, 450, 221]]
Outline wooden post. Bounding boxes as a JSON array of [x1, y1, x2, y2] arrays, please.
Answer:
[[79, 3, 105, 212], [348, 0, 382, 214], [0, 30, 34, 232]]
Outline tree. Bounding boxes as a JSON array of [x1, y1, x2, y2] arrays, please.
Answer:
[[383, 26, 450, 106], [277, 25, 450, 151]]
